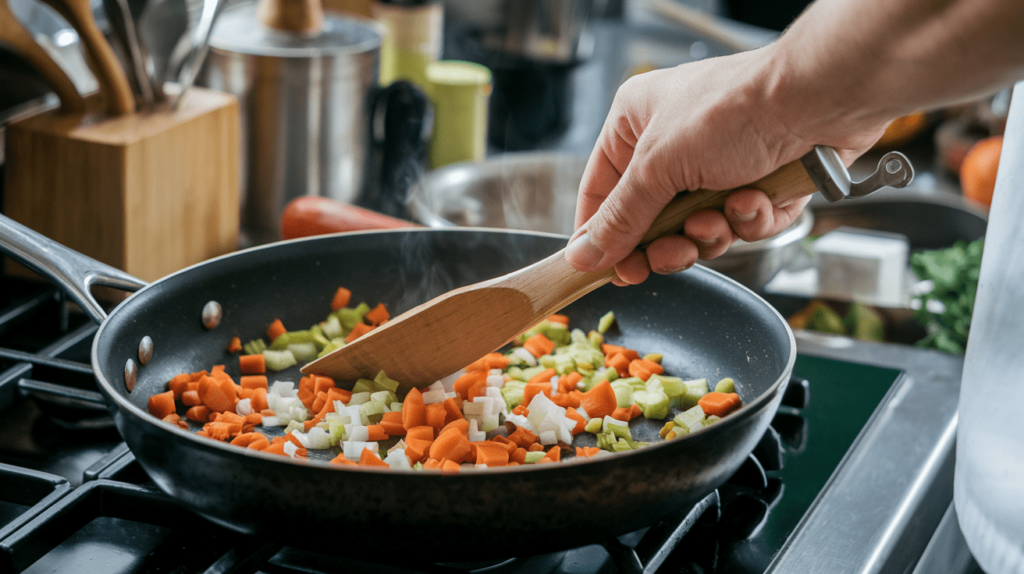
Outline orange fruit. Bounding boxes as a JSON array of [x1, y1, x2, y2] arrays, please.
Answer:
[[960, 135, 1003, 207], [872, 112, 928, 149]]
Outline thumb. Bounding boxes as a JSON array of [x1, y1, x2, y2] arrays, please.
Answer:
[[565, 160, 677, 272]]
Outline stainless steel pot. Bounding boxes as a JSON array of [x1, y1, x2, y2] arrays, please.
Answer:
[[409, 152, 814, 289], [199, 3, 382, 245]]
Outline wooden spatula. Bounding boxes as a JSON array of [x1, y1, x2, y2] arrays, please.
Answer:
[[302, 147, 913, 390]]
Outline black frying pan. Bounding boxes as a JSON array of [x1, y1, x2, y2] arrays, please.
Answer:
[[0, 217, 795, 561]]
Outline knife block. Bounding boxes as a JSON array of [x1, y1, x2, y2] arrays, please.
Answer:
[[3, 87, 240, 283]]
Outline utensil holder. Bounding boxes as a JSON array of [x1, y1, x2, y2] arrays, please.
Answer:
[[3, 87, 240, 282]]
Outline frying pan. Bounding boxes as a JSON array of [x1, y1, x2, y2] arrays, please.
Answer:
[[0, 214, 794, 561]]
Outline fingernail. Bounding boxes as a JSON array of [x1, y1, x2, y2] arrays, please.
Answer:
[[694, 236, 718, 247], [732, 209, 757, 222], [565, 233, 606, 270]]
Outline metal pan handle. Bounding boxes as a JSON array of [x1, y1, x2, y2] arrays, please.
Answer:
[[0, 214, 147, 324]]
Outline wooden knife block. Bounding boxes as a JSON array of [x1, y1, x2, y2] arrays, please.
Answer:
[[4, 87, 240, 283]]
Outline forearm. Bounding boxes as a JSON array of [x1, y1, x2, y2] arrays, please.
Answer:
[[766, 0, 1024, 147]]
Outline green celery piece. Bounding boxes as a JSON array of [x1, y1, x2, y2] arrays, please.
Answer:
[[553, 353, 577, 375], [714, 378, 735, 394], [570, 328, 589, 346], [263, 349, 297, 371], [606, 421, 635, 445], [352, 379, 374, 394], [347, 392, 370, 405], [321, 314, 344, 340], [596, 431, 616, 450], [516, 320, 571, 346], [845, 303, 884, 342], [539, 355, 556, 369], [287, 343, 318, 363], [809, 304, 846, 335], [317, 341, 341, 359], [519, 365, 548, 382], [681, 379, 710, 409], [645, 378, 664, 394], [373, 371, 401, 393], [269, 333, 291, 350], [371, 390, 397, 406], [309, 324, 331, 350], [243, 339, 267, 356], [360, 399, 386, 423], [505, 354, 527, 368], [610, 438, 633, 452], [524, 451, 546, 464], [704, 415, 722, 426], [651, 375, 685, 398], [674, 405, 706, 433], [610, 381, 634, 408], [335, 302, 370, 330], [390, 402, 403, 412], [587, 330, 604, 349], [500, 381, 526, 409], [585, 367, 619, 391], [598, 311, 616, 334], [635, 389, 670, 419], [284, 420, 304, 434], [643, 353, 663, 364], [584, 418, 603, 434], [506, 366, 525, 381], [328, 421, 346, 445]]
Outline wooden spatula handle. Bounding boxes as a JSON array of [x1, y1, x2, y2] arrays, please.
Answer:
[[258, 0, 324, 34], [639, 158, 817, 246]]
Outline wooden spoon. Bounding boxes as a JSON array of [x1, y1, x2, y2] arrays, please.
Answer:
[[302, 157, 824, 390], [0, 0, 85, 113], [257, 0, 324, 34], [40, 0, 135, 115]]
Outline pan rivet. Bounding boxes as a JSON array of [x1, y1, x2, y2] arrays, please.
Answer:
[[139, 336, 154, 365], [202, 301, 222, 330], [125, 359, 137, 392]]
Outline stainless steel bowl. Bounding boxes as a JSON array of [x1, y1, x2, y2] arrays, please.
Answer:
[[410, 152, 813, 290]]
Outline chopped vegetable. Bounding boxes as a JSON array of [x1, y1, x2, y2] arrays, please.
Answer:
[[911, 237, 983, 354]]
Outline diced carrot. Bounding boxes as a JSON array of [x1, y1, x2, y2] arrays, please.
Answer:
[[611, 405, 642, 422], [429, 428, 472, 463], [475, 443, 509, 467], [464, 353, 510, 372], [523, 333, 555, 358], [528, 442, 545, 452], [425, 402, 447, 430], [698, 392, 742, 417], [575, 446, 602, 458], [147, 391, 176, 419], [181, 389, 202, 407], [177, 420, 189, 430], [198, 376, 237, 413], [581, 380, 617, 419], [210, 364, 227, 376], [358, 448, 390, 467], [512, 447, 528, 464], [551, 391, 582, 409], [161, 413, 180, 424], [312, 375, 336, 395], [423, 458, 442, 470], [527, 367, 557, 386], [366, 425, 389, 442], [380, 411, 406, 436], [628, 358, 665, 381], [406, 426, 436, 442], [250, 388, 269, 412], [227, 337, 242, 353], [402, 388, 427, 429], [441, 459, 461, 473], [231, 432, 266, 448], [244, 412, 262, 425], [186, 405, 210, 422], [189, 370, 208, 381], [326, 387, 353, 406], [330, 452, 357, 465], [297, 388, 315, 410], [559, 371, 584, 393], [239, 354, 265, 375], [547, 314, 570, 325], [467, 380, 488, 402], [523, 381, 553, 408], [168, 373, 192, 399], [345, 322, 374, 343], [239, 387, 255, 400], [267, 319, 287, 341], [364, 302, 390, 326], [507, 425, 539, 448], [240, 375, 268, 390], [601, 344, 639, 362], [405, 438, 432, 463], [605, 353, 631, 377], [512, 405, 529, 417], [452, 371, 486, 402], [204, 421, 240, 441], [565, 407, 587, 434], [187, 382, 199, 392], [260, 409, 276, 417], [440, 418, 470, 436], [331, 287, 352, 311], [264, 441, 288, 456], [443, 397, 464, 425], [311, 391, 329, 415], [539, 446, 562, 463]]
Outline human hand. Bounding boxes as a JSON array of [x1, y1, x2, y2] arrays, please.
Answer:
[[565, 48, 882, 285]]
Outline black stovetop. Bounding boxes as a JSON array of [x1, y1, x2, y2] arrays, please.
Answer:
[[0, 275, 901, 574]]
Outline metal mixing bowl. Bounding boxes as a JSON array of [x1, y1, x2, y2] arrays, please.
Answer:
[[409, 151, 813, 290]]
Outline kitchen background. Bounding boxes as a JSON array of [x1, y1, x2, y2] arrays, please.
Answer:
[[0, 0, 1007, 572]]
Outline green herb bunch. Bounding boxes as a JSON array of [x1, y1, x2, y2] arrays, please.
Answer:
[[911, 237, 984, 354]]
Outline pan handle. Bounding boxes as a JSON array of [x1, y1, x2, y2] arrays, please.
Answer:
[[0, 214, 147, 324]]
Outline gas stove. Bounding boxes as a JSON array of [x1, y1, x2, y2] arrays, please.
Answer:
[[0, 273, 972, 573]]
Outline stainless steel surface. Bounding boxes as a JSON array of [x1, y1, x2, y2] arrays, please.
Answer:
[[166, 0, 223, 107], [0, 212, 146, 323], [103, 0, 154, 104], [912, 503, 982, 574], [137, 0, 189, 98], [199, 5, 382, 246], [499, 0, 593, 62], [768, 333, 964, 574], [700, 209, 813, 290], [801, 146, 914, 202]]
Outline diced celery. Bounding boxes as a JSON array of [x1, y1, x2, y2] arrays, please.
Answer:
[[651, 375, 685, 402], [570, 328, 589, 345], [674, 405, 706, 433], [586, 367, 619, 391], [243, 339, 267, 355], [373, 371, 401, 393], [263, 349, 297, 371], [598, 311, 616, 334], [390, 402, 403, 412], [506, 353, 527, 368], [643, 353, 663, 364], [309, 325, 331, 350], [335, 302, 370, 330], [524, 451, 546, 464], [500, 381, 526, 410], [360, 399, 386, 423], [610, 438, 633, 452], [714, 378, 735, 394], [517, 320, 571, 346], [371, 390, 397, 406], [328, 421, 346, 445], [635, 388, 670, 419], [351, 379, 374, 394], [539, 355, 556, 369], [506, 366, 525, 380], [610, 381, 634, 408], [704, 415, 722, 426], [284, 420, 305, 434], [553, 353, 577, 375], [316, 341, 342, 358], [587, 330, 604, 349], [287, 342, 318, 363], [519, 365, 548, 382], [596, 431, 616, 450], [584, 418, 603, 434], [681, 378, 710, 408], [321, 314, 344, 340]]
